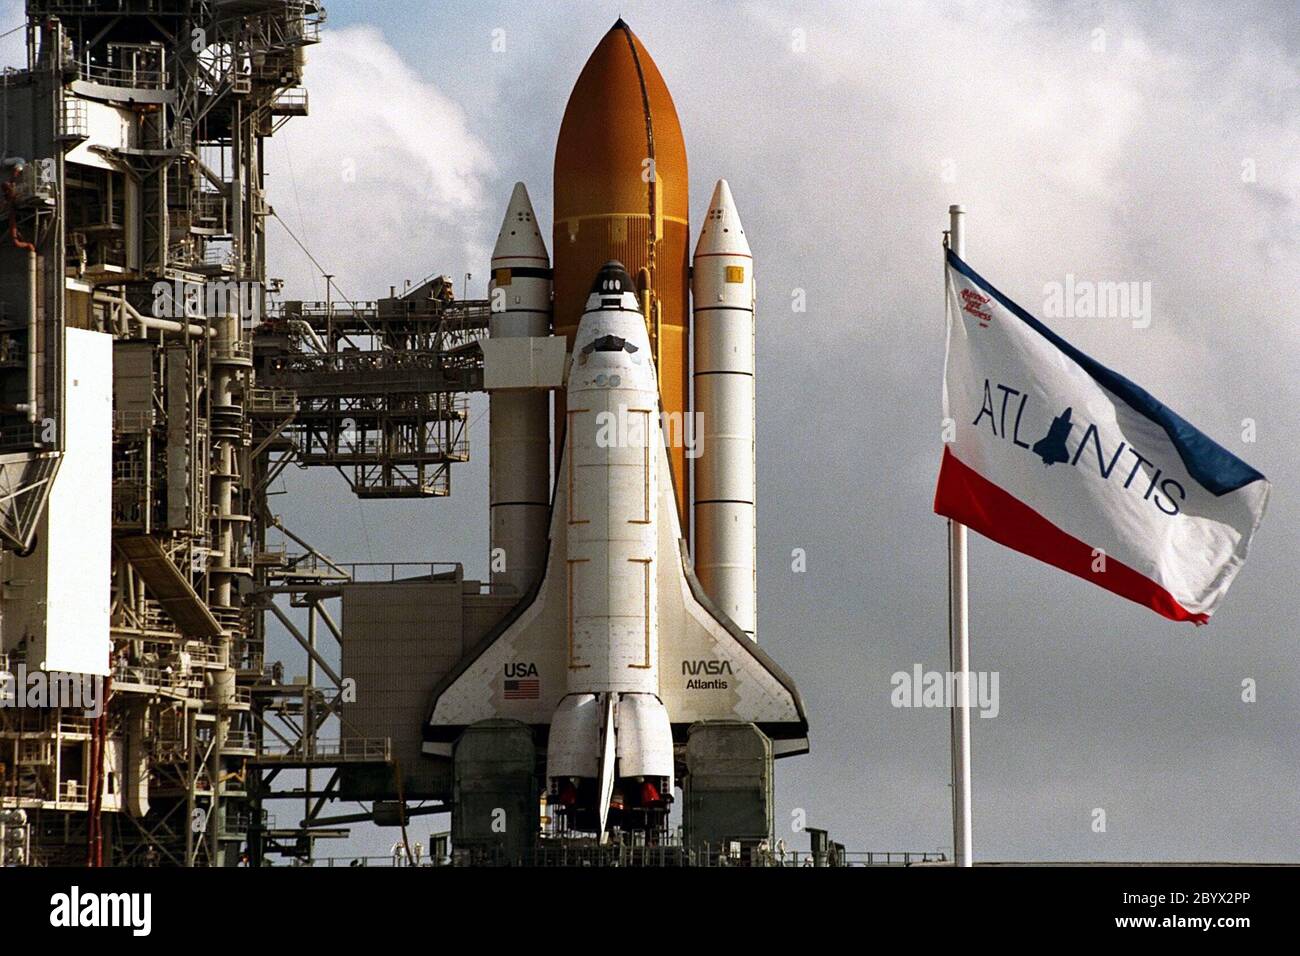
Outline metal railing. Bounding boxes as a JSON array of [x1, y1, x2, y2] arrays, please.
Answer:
[[210, 338, 252, 363], [78, 62, 167, 90], [256, 737, 391, 763], [294, 854, 442, 868], [246, 387, 297, 414], [270, 88, 308, 111], [58, 97, 87, 139], [182, 642, 222, 667], [56, 715, 93, 736], [220, 807, 270, 836], [112, 665, 201, 695], [192, 190, 227, 225], [220, 730, 258, 753], [274, 548, 351, 582], [113, 410, 153, 434], [336, 561, 462, 583], [58, 781, 89, 805], [287, 846, 950, 868], [203, 246, 237, 270], [267, 347, 473, 377]]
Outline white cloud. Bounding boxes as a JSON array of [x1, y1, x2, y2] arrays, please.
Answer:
[[266, 25, 494, 302], [725, 0, 1279, 415], [1, 17, 494, 303]]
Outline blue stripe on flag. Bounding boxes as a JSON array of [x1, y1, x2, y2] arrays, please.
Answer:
[[946, 249, 1265, 496]]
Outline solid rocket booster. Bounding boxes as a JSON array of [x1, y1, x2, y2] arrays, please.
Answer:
[[553, 19, 691, 540], [547, 261, 674, 833], [488, 183, 552, 594], [692, 180, 757, 639]]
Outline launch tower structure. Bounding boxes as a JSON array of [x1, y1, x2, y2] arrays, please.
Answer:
[[0, 0, 356, 867]]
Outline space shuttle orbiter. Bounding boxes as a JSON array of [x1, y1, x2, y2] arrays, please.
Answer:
[[424, 261, 807, 837]]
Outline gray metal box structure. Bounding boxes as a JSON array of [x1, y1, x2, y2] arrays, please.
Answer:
[[451, 719, 538, 864], [682, 721, 774, 854], [339, 573, 514, 800]]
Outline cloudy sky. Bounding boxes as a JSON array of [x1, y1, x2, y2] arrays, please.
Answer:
[[254, 0, 1297, 863], [10, 0, 1293, 861]]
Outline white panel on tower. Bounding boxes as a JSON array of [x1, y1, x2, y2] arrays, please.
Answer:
[[1, 328, 112, 676]]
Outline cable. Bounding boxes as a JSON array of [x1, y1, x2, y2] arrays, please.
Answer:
[[355, 496, 373, 563], [277, 136, 319, 301], [269, 210, 379, 340]]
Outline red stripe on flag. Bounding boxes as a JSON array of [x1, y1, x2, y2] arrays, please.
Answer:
[[933, 447, 1207, 624]]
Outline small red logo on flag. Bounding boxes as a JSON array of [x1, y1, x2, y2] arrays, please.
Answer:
[[960, 288, 993, 327]]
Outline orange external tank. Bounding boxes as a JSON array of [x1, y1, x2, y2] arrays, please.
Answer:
[[553, 19, 691, 537]]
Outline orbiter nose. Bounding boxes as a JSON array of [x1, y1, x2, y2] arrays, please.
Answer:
[[588, 259, 637, 296], [577, 259, 646, 345], [571, 260, 657, 400]]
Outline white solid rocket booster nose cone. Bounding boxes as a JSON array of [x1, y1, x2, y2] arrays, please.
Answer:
[[493, 181, 548, 262], [693, 178, 751, 259]]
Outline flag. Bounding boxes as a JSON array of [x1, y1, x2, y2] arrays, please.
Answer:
[[936, 250, 1269, 623], [503, 678, 539, 700]]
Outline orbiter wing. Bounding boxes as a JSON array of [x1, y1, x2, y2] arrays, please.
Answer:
[[424, 415, 808, 756]]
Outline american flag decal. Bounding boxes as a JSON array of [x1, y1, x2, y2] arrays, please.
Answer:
[[504, 678, 539, 700]]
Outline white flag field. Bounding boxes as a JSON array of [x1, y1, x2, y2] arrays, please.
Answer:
[[935, 250, 1270, 624]]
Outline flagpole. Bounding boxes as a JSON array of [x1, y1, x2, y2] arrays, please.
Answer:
[[947, 203, 973, 867]]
